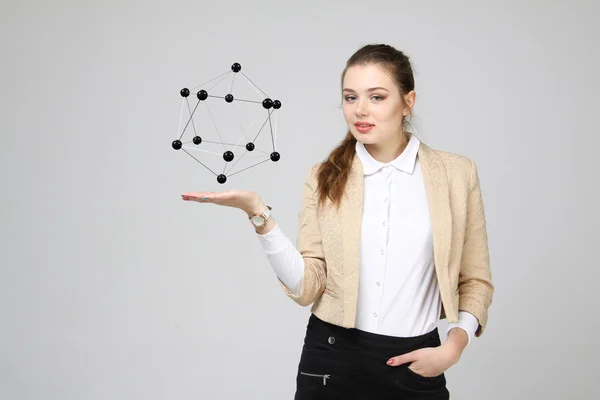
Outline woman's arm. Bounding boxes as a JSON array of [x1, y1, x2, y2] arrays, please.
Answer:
[[457, 159, 495, 337], [253, 165, 327, 306]]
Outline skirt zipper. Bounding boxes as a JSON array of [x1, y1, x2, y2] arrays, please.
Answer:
[[300, 372, 331, 385]]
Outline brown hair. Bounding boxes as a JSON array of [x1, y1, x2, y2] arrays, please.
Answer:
[[316, 44, 416, 210]]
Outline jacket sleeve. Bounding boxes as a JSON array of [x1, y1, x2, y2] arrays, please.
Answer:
[[278, 165, 327, 306], [458, 159, 494, 336]]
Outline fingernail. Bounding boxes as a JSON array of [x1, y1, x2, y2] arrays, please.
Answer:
[[387, 359, 393, 365]]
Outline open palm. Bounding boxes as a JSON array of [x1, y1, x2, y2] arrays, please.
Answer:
[[181, 190, 262, 214]]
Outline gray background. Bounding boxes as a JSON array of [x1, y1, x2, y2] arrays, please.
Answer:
[[1, 0, 598, 399]]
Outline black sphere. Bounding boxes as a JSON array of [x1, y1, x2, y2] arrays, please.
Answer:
[[231, 63, 241, 73], [246, 142, 255, 151], [262, 98, 273, 109], [225, 94, 234, 103], [172, 140, 182, 150], [217, 174, 227, 184], [223, 151, 234, 162], [273, 100, 282, 109], [193, 136, 202, 145], [270, 151, 280, 162], [197, 90, 208, 100], [180, 88, 190, 97]]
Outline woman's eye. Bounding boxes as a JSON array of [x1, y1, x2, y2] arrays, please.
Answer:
[[344, 95, 384, 102]]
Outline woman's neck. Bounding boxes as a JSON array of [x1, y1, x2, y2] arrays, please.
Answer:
[[364, 132, 409, 163]]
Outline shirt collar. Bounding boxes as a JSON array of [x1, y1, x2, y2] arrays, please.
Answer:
[[355, 133, 421, 175]]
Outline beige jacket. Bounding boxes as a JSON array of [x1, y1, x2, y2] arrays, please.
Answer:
[[279, 141, 494, 337]]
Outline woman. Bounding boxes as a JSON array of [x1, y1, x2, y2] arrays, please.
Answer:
[[182, 44, 494, 399]]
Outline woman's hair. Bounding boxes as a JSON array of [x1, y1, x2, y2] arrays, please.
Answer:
[[316, 44, 416, 210]]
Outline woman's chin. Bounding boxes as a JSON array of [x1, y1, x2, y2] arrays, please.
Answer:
[[355, 135, 377, 144]]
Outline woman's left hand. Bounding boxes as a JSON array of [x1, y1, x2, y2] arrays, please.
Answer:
[[386, 344, 459, 377]]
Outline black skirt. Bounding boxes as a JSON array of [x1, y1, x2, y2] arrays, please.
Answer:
[[294, 313, 450, 400]]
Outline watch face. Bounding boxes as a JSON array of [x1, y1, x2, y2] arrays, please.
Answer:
[[251, 216, 264, 227]]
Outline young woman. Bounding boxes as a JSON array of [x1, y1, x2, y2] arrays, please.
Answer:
[[182, 43, 494, 399]]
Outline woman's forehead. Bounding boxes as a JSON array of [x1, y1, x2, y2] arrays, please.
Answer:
[[343, 64, 395, 91]]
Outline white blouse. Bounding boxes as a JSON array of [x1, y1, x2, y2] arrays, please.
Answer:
[[256, 135, 478, 346]]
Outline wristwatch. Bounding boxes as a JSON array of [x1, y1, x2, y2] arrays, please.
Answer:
[[249, 205, 272, 228]]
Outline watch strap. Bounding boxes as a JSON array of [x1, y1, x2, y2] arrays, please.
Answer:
[[249, 205, 272, 224]]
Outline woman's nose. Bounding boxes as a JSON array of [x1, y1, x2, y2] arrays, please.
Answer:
[[355, 101, 367, 116]]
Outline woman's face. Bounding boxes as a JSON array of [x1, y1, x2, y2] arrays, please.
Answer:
[[342, 63, 413, 147]]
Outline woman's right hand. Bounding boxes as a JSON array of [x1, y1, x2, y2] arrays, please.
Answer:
[[181, 190, 266, 217]]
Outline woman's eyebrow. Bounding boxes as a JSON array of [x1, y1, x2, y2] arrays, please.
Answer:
[[342, 87, 389, 93]]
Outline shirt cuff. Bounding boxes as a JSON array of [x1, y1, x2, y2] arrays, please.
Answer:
[[446, 311, 479, 348], [255, 222, 289, 254]]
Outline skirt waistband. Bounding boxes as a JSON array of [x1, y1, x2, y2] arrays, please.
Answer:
[[304, 313, 441, 356]]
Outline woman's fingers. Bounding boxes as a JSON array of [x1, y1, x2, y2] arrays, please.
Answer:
[[181, 192, 213, 201], [181, 191, 234, 204], [181, 191, 252, 210]]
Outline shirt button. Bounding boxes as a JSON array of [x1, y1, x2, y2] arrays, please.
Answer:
[[382, 221, 386, 226], [373, 313, 377, 317], [376, 282, 380, 286], [380, 249, 384, 255], [384, 198, 388, 202]]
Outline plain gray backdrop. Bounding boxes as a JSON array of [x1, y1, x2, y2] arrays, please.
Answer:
[[1, 0, 598, 399]]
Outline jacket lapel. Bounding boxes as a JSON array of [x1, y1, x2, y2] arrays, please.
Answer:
[[338, 155, 364, 327], [418, 143, 453, 310]]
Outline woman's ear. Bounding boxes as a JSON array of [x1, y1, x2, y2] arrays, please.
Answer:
[[403, 90, 416, 115]]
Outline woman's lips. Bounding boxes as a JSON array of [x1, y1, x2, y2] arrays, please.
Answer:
[[355, 123, 374, 133]]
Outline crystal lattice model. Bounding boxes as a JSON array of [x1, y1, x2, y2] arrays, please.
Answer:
[[172, 62, 281, 184]]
